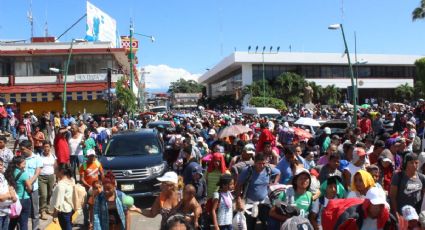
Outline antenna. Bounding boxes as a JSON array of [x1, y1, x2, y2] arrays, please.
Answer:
[[27, 0, 34, 38]]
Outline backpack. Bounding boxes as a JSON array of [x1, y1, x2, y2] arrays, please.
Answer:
[[97, 130, 109, 144], [242, 165, 273, 200], [321, 198, 364, 230], [413, 135, 422, 153], [72, 183, 87, 211]]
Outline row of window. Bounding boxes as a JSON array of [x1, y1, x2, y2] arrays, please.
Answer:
[[252, 64, 416, 81]]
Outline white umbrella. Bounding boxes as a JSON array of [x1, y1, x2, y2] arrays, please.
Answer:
[[294, 117, 321, 127]]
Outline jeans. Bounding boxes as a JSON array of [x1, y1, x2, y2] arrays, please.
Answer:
[[58, 211, 73, 230], [70, 155, 83, 181], [245, 204, 269, 230], [220, 225, 233, 230], [39, 174, 55, 213], [0, 215, 9, 230], [30, 190, 39, 230], [9, 126, 16, 139], [9, 198, 31, 230]]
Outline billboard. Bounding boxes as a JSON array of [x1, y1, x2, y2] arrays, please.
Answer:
[[85, 2, 120, 47]]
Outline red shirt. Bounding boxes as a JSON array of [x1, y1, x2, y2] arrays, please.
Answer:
[[54, 135, 70, 164], [360, 118, 372, 134]]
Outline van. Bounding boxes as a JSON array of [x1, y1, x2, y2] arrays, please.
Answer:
[[242, 107, 281, 118]]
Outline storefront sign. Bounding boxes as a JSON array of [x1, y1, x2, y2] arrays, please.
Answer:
[[75, 74, 106, 82]]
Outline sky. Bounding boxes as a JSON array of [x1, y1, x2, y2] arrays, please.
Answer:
[[1, 0, 425, 92]]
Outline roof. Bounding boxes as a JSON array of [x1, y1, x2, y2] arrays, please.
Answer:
[[199, 51, 423, 84]]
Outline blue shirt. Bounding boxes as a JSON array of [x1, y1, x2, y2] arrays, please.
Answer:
[[237, 166, 280, 202], [13, 169, 30, 199], [93, 190, 127, 230], [183, 161, 201, 185], [25, 153, 43, 191], [276, 155, 310, 184]]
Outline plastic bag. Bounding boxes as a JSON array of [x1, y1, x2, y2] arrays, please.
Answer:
[[9, 195, 22, 219], [232, 211, 247, 230]]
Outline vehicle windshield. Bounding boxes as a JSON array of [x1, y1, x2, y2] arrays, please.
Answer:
[[104, 136, 160, 156]]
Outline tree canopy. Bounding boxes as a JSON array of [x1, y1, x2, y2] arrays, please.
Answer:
[[413, 0, 425, 21], [168, 78, 204, 94], [115, 77, 136, 113]]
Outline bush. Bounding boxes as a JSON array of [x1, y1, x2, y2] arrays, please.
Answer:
[[250, 97, 287, 110]]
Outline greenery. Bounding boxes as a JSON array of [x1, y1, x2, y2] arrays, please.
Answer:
[[250, 97, 287, 110], [243, 72, 341, 107], [168, 78, 204, 94], [395, 83, 414, 102], [413, 1, 425, 20], [415, 58, 425, 98], [115, 77, 137, 112]]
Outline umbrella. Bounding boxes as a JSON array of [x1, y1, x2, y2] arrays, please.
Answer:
[[294, 117, 320, 127], [218, 125, 252, 138], [360, 104, 371, 109], [293, 127, 313, 139]]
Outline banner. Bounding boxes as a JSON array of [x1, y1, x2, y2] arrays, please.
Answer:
[[85, 2, 120, 47]]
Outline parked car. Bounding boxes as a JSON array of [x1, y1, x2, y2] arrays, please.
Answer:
[[147, 120, 175, 132], [99, 129, 167, 197]]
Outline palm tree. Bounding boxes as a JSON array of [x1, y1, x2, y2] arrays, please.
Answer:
[[115, 78, 137, 112], [307, 81, 324, 103], [323, 85, 341, 105], [395, 83, 414, 102], [413, 0, 425, 21], [275, 72, 307, 105]]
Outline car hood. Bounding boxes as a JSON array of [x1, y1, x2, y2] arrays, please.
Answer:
[[99, 154, 163, 170]]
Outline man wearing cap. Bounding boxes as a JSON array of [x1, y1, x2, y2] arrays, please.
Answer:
[[318, 127, 331, 155], [230, 144, 255, 180], [0, 102, 7, 135], [401, 205, 420, 229]]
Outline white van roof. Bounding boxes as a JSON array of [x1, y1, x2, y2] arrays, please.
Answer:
[[242, 107, 280, 116]]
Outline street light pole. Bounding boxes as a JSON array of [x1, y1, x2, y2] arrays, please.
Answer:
[[129, 23, 134, 92], [329, 23, 357, 128]]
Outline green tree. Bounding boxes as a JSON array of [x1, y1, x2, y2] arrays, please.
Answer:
[[307, 81, 324, 103], [250, 97, 287, 110], [395, 83, 414, 102], [116, 78, 136, 112], [275, 72, 307, 105], [168, 78, 204, 94], [322, 85, 341, 105], [244, 79, 275, 98], [413, 0, 425, 20], [415, 80, 425, 98], [415, 58, 425, 97]]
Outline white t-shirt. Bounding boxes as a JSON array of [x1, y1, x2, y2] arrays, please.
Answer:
[[40, 154, 56, 176], [345, 163, 363, 186], [68, 134, 83, 156], [361, 217, 380, 230], [0, 174, 12, 216]]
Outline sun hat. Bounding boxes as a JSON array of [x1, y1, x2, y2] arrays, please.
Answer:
[[402, 205, 419, 221], [365, 187, 387, 205], [157, 171, 178, 184], [208, 129, 216, 135]]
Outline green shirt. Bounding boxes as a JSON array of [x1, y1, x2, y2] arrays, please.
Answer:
[[278, 187, 312, 218], [83, 137, 96, 156], [206, 170, 222, 198], [14, 169, 30, 199]]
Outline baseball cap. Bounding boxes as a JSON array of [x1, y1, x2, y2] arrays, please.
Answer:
[[366, 187, 387, 205], [324, 127, 331, 135], [192, 165, 203, 177], [157, 171, 178, 184], [294, 168, 310, 177], [243, 143, 256, 155], [86, 149, 96, 156], [402, 205, 419, 221], [208, 129, 216, 135], [280, 216, 313, 230]]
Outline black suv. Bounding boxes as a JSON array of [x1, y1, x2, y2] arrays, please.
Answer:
[[99, 129, 167, 197]]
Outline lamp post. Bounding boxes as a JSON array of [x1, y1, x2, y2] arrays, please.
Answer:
[[328, 24, 357, 128], [247, 46, 280, 107], [62, 39, 86, 114]]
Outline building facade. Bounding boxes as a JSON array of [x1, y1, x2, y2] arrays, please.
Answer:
[[199, 52, 422, 103], [171, 93, 202, 109], [0, 38, 139, 115]]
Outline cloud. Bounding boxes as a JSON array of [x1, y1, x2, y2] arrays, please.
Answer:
[[140, 65, 201, 90]]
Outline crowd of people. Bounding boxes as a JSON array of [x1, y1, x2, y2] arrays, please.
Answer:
[[0, 100, 425, 230]]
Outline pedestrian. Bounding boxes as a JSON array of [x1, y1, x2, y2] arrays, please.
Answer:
[[82, 129, 96, 157], [318, 152, 342, 183], [88, 180, 103, 230], [342, 147, 367, 189], [38, 141, 56, 220], [276, 146, 307, 184], [206, 152, 227, 200], [390, 153, 425, 215], [174, 184, 202, 229], [32, 126, 45, 155], [0, 102, 7, 135], [235, 153, 280, 230], [182, 145, 201, 185], [0, 137, 13, 172], [69, 124, 84, 181], [93, 171, 132, 230], [346, 169, 376, 198], [8, 112, 17, 140], [54, 126, 71, 167], [140, 171, 179, 229], [211, 174, 234, 230], [19, 140, 42, 230], [6, 156, 32, 230], [189, 166, 207, 206], [13, 125, 32, 154], [49, 165, 74, 230], [0, 157, 17, 230]]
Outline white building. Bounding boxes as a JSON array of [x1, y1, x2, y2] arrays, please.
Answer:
[[199, 52, 422, 102]]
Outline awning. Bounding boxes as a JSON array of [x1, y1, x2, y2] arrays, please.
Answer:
[[0, 91, 105, 103]]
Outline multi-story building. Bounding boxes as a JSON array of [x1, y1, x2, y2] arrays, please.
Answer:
[[171, 93, 202, 109], [0, 37, 139, 115], [199, 52, 422, 103]]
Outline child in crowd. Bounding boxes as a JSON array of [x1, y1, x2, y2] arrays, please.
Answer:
[[88, 180, 103, 230], [211, 174, 234, 230]]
